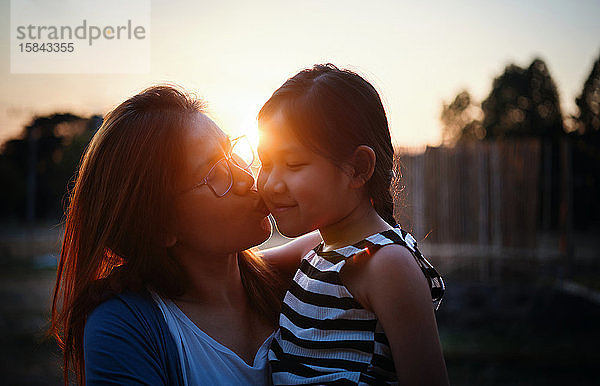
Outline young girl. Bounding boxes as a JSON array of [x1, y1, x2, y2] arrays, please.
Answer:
[[257, 64, 448, 385]]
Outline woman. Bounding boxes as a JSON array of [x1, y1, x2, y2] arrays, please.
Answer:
[[49, 85, 319, 385]]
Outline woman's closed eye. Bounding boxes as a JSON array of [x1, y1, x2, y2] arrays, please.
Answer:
[[259, 159, 272, 171]]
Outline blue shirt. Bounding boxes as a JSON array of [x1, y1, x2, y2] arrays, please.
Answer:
[[84, 290, 184, 385]]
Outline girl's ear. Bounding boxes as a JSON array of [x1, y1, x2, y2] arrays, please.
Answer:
[[348, 145, 376, 189], [164, 234, 177, 248]]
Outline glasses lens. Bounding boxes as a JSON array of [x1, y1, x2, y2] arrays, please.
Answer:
[[206, 158, 233, 196], [231, 137, 255, 169]]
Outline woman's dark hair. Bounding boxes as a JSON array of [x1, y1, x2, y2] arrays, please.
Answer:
[[50, 85, 281, 385], [258, 63, 396, 226]]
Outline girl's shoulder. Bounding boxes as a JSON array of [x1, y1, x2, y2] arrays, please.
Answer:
[[362, 243, 424, 278], [347, 228, 444, 305], [345, 241, 423, 281], [340, 240, 425, 310], [344, 242, 433, 313]]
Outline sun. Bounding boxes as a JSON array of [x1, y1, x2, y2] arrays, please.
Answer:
[[228, 112, 261, 168], [241, 119, 260, 152], [228, 108, 259, 143], [215, 95, 265, 167]]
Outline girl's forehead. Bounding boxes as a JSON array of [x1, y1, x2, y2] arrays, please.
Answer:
[[259, 111, 306, 152], [259, 128, 307, 156]]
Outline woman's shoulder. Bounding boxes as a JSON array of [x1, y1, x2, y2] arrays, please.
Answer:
[[84, 290, 183, 384], [85, 290, 156, 341], [87, 290, 154, 322]]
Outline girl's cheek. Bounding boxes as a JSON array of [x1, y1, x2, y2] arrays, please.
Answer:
[[286, 171, 305, 191], [257, 167, 277, 193]]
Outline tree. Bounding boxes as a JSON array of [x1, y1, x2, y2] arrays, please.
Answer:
[[440, 90, 484, 146], [0, 113, 100, 221], [574, 53, 600, 139], [482, 58, 565, 140], [570, 53, 600, 229]]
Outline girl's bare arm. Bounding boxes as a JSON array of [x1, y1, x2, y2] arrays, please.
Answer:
[[360, 245, 449, 386], [259, 230, 322, 276]]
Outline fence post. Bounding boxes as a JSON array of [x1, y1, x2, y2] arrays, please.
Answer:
[[413, 153, 425, 240], [25, 125, 38, 225], [559, 139, 574, 270], [542, 141, 552, 231], [478, 143, 490, 280], [490, 141, 503, 280]]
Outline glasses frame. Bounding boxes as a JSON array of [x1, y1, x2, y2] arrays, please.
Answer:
[[181, 136, 255, 198]]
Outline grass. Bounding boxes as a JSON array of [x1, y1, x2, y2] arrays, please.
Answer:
[[435, 260, 600, 385], [1, 249, 599, 385]]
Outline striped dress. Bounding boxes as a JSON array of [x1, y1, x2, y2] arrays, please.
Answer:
[[268, 227, 444, 385]]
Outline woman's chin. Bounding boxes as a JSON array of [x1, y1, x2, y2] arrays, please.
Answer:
[[260, 216, 273, 240], [245, 217, 273, 248]]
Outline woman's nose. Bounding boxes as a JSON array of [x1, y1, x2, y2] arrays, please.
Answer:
[[230, 162, 256, 194]]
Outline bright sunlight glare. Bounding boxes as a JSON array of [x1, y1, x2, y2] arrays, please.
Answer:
[[227, 110, 261, 168]]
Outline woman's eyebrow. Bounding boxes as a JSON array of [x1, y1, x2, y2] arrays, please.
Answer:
[[191, 137, 231, 177], [206, 136, 231, 161], [222, 136, 232, 152]]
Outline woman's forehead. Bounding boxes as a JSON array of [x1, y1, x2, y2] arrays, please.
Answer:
[[185, 114, 229, 168]]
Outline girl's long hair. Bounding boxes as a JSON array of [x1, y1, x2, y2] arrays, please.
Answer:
[[50, 85, 282, 385]]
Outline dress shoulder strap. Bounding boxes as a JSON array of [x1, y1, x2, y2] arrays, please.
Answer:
[[314, 227, 445, 309]]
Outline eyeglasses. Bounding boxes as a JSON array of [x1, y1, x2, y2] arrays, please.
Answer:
[[182, 136, 256, 197]]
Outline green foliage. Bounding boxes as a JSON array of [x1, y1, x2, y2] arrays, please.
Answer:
[[440, 90, 484, 145], [0, 114, 100, 220], [442, 58, 568, 144], [574, 54, 600, 138], [482, 58, 565, 140]]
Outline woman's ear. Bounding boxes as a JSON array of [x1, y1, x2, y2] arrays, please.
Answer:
[[348, 145, 376, 189]]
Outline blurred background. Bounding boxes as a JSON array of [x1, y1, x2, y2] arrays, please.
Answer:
[[1, 0, 599, 384]]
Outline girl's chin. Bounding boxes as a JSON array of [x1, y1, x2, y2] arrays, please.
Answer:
[[271, 213, 318, 238], [275, 222, 308, 239]]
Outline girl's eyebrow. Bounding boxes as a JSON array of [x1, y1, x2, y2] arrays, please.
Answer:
[[260, 142, 306, 156]]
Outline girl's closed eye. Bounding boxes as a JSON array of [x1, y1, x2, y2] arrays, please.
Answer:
[[286, 161, 306, 169]]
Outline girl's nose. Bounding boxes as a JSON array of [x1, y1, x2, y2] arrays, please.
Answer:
[[258, 168, 286, 195], [230, 162, 255, 195]]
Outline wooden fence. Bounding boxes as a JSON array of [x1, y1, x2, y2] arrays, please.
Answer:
[[393, 140, 541, 256]]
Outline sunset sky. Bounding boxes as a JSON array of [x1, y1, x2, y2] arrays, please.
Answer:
[[1, 0, 599, 149]]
